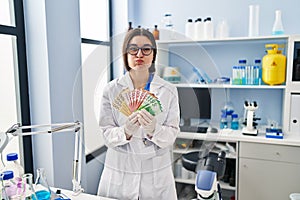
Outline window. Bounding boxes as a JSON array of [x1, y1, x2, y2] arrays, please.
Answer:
[[79, 0, 111, 158], [0, 0, 31, 171]]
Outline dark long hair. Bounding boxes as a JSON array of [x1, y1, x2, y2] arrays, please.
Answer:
[[122, 28, 157, 73]]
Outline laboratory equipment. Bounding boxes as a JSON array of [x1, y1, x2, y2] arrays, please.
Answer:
[[262, 44, 286, 85], [219, 113, 228, 129], [0, 121, 84, 196], [162, 66, 181, 83], [216, 20, 229, 39], [152, 25, 159, 40], [272, 10, 284, 35], [248, 5, 259, 37], [22, 173, 38, 200], [185, 18, 194, 39], [203, 17, 214, 39], [242, 101, 260, 136], [34, 168, 51, 200], [1, 170, 20, 199], [181, 150, 226, 200], [194, 18, 204, 40], [231, 114, 239, 130], [4, 153, 24, 181]]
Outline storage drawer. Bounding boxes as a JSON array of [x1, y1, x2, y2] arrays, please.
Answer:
[[239, 142, 300, 164]]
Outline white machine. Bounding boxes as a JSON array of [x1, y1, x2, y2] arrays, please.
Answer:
[[182, 150, 226, 200], [242, 101, 260, 136]]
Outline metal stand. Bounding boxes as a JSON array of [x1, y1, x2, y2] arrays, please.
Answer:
[[1, 121, 84, 195]]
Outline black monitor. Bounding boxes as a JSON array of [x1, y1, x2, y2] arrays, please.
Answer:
[[177, 87, 211, 126]]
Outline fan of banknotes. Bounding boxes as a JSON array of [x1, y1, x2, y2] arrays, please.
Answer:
[[112, 88, 163, 116]]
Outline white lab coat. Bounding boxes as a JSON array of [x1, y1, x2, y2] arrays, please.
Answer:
[[97, 72, 180, 200]]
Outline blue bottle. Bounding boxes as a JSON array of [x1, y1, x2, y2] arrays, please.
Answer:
[[231, 114, 239, 130]]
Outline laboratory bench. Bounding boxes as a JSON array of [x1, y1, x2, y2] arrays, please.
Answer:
[[173, 129, 300, 200]]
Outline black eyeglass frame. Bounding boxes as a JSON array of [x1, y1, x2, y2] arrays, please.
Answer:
[[126, 44, 154, 56]]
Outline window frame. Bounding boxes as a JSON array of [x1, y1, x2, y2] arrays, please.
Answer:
[[0, 0, 33, 173]]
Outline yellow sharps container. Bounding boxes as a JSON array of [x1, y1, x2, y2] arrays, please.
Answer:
[[262, 44, 286, 85]]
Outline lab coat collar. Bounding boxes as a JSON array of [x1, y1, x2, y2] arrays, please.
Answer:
[[117, 71, 164, 92]]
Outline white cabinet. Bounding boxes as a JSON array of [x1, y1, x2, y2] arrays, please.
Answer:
[[173, 132, 237, 199], [239, 142, 300, 200]]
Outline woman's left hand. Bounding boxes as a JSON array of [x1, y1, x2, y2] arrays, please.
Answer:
[[137, 109, 156, 136]]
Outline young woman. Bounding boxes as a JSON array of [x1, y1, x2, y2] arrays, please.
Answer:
[[97, 28, 180, 200]]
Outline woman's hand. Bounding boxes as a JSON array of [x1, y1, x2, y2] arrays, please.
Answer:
[[124, 112, 140, 139], [138, 109, 156, 136]]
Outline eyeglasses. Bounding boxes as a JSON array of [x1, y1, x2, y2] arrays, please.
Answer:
[[127, 44, 154, 56]]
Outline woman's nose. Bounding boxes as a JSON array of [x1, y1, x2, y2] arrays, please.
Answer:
[[136, 49, 144, 57]]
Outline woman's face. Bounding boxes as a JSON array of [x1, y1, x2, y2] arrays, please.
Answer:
[[127, 36, 154, 72]]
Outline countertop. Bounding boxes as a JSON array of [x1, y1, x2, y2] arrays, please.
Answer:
[[177, 129, 300, 147]]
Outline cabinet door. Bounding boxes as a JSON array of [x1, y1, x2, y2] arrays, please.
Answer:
[[239, 158, 300, 200]]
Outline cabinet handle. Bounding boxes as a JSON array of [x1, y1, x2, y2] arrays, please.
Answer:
[[276, 152, 280, 156], [243, 164, 247, 168]]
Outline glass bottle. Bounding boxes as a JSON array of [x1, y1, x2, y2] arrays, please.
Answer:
[[0, 173, 9, 200], [220, 113, 228, 129], [127, 21, 133, 31], [272, 10, 284, 35], [34, 168, 51, 200], [23, 173, 38, 200], [231, 114, 239, 130], [152, 25, 160, 40], [4, 153, 25, 181], [2, 170, 19, 199]]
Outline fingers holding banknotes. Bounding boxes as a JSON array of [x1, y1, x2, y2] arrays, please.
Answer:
[[137, 109, 156, 135], [124, 112, 140, 138]]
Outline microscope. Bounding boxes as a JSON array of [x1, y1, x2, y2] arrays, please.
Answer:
[[182, 150, 226, 200], [242, 101, 261, 136]]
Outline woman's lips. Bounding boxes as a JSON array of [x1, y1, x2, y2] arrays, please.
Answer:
[[135, 59, 144, 65]]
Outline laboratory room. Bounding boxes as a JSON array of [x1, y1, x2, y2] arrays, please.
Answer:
[[1, 0, 300, 200]]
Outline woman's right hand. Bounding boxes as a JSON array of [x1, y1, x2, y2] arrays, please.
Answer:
[[124, 112, 140, 139]]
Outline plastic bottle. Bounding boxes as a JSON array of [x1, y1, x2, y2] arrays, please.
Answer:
[[216, 20, 229, 39], [231, 114, 239, 130], [194, 18, 204, 40], [293, 49, 300, 81], [152, 25, 160, 40], [34, 168, 51, 200], [4, 153, 24, 182], [185, 19, 194, 39], [220, 113, 228, 129], [203, 17, 214, 39], [272, 10, 284, 35], [254, 59, 262, 85]]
